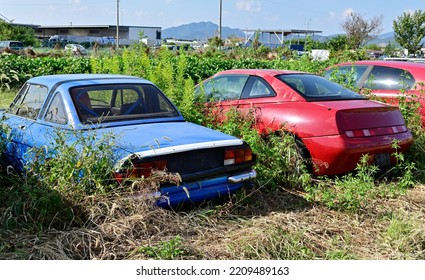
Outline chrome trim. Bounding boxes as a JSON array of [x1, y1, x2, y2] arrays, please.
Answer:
[[227, 170, 257, 183]]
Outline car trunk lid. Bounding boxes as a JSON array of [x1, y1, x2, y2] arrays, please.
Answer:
[[334, 104, 408, 137]]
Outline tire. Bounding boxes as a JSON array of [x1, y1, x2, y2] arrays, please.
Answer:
[[294, 138, 313, 174]]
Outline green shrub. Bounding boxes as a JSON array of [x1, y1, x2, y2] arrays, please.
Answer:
[[305, 141, 415, 213], [0, 129, 118, 230], [0, 54, 90, 88], [133, 236, 188, 260]]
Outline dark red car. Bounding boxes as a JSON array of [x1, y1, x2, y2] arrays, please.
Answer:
[[324, 60, 425, 125], [196, 69, 413, 176]]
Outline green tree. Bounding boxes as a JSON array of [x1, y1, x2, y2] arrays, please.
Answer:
[[0, 20, 39, 47], [208, 36, 224, 48], [326, 35, 348, 52], [393, 10, 425, 57], [341, 12, 383, 49], [383, 42, 399, 57]]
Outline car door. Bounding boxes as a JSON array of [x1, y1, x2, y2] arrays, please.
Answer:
[[2, 83, 49, 170]]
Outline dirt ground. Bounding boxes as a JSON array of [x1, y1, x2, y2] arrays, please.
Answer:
[[1, 183, 424, 260]]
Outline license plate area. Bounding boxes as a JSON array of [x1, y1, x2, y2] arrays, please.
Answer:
[[375, 153, 391, 168]]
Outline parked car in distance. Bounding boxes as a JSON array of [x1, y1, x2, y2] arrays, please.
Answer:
[[0, 40, 24, 50], [0, 74, 256, 207], [324, 60, 425, 125], [64, 43, 87, 56], [196, 69, 413, 176]]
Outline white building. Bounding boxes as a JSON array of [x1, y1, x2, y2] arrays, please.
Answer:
[[34, 25, 162, 46]]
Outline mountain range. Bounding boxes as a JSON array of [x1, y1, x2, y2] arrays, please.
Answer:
[[163, 21, 245, 41], [162, 21, 397, 44]]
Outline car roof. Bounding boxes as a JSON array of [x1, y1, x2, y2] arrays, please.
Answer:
[[0, 40, 23, 43], [27, 74, 149, 87], [215, 69, 305, 76], [336, 60, 425, 70]]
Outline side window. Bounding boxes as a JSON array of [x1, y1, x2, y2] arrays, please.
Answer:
[[325, 65, 368, 87], [9, 83, 48, 119], [244, 77, 275, 98], [282, 77, 306, 95], [44, 93, 67, 124], [364, 66, 415, 90], [202, 75, 248, 101]]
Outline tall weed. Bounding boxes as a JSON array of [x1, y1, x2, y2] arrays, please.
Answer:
[[208, 107, 311, 190], [0, 129, 118, 230]]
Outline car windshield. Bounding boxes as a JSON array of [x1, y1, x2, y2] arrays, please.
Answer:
[[276, 74, 365, 101], [70, 83, 179, 123]]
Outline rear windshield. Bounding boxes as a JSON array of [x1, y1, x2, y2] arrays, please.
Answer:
[[70, 83, 179, 123], [276, 74, 366, 101]]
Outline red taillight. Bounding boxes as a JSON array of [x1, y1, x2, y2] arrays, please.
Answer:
[[224, 148, 253, 166], [345, 125, 407, 138], [114, 159, 167, 182]]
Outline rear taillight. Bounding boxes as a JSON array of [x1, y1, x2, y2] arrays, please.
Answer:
[[114, 159, 167, 182], [224, 147, 253, 165], [345, 125, 407, 138]]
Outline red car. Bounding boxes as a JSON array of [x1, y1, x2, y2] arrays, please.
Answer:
[[196, 69, 413, 176], [324, 60, 425, 125]]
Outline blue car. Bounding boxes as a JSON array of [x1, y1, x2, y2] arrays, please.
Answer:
[[0, 74, 256, 207]]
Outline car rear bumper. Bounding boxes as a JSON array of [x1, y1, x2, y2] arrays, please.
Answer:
[[156, 170, 257, 208], [303, 131, 413, 176]]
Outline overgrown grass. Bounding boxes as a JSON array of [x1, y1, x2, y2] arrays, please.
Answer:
[[0, 89, 15, 109], [0, 129, 119, 231]]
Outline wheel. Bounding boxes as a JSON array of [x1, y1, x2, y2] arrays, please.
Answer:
[[294, 138, 313, 174]]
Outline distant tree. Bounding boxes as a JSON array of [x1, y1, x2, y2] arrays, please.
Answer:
[[325, 35, 348, 52], [341, 12, 383, 49], [253, 32, 262, 50], [0, 20, 13, 39], [383, 42, 399, 57], [208, 36, 224, 48], [364, 43, 381, 50], [0, 20, 39, 47], [393, 10, 425, 57]]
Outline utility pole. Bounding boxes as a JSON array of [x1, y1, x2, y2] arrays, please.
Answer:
[[116, 0, 120, 50], [218, 0, 222, 41]]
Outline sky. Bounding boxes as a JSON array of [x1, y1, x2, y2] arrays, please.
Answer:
[[0, 0, 424, 36]]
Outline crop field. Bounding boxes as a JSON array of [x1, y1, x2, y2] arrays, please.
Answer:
[[0, 45, 424, 260]]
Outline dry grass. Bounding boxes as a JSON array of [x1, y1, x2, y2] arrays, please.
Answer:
[[1, 183, 424, 260]]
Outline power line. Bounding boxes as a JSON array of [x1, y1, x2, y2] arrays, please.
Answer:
[[0, 13, 14, 22]]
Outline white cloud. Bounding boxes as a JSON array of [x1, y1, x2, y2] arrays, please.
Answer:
[[135, 10, 147, 17], [67, 0, 87, 12], [343, 8, 355, 18], [404, 9, 415, 15], [47, 5, 57, 13], [236, 0, 261, 12]]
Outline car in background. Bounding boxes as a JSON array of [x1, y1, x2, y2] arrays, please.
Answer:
[[64, 44, 88, 56], [0, 74, 256, 207], [196, 69, 413, 176], [0, 40, 24, 51], [324, 60, 425, 124]]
